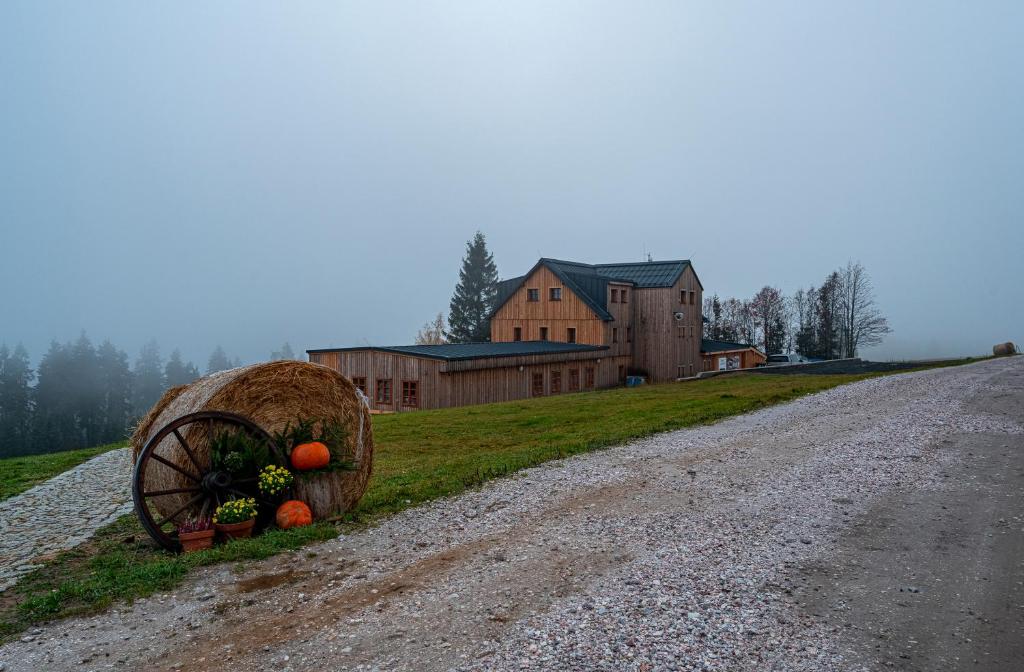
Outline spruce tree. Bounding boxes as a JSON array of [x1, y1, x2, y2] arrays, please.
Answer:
[[165, 349, 200, 387], [132, 340, 165, 416], [447, 232, 499, 343], [97, 340, 132, 442], [207, 345, 233, 374], [0, 343, 34, 457], [33, 340, 77, 452]]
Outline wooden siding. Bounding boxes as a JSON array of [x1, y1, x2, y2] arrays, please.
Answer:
[[702, 348, 766, 372], [630, 265, 703, 382], [310, 350, 630, 412], [490, 266, 606, 345]]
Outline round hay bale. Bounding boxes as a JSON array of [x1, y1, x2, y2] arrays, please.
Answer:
[[993, 342, 1017, 357], [131, 361, 373, 520]]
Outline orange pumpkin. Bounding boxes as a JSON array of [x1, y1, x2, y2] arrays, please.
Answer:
[[276, 500, 313, 529], [290, 441, 330, 471]]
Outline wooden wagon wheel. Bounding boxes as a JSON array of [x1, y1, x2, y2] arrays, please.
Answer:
[[132, 410, 286, 551]]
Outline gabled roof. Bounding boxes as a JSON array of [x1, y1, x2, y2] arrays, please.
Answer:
[[490, 257, 697, 321], [307, 341, 608, 362], [701, 338, 764, 355]]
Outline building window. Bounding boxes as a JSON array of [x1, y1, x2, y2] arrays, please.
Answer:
[[532, 372, 544, 397], [401, 380, 419, 407], [611, 288, 619, 303], [540, 326, 549, 341], [351, 377, 367, 395], [375, 379, 392, 404], [527, 288, 540, 302], [585, 367, 595, 388], [689, 291, 695, 306], [566, 327, 576, 343], [569, 368, 580, 392], [680, 290, 686, 304], [549, 287, 562, 301], [551, 370, 562, 394], [612, 327, 618, 343], [626, 327, 632, 343], [513, 326, 522, 341], [621, 289, 628, 303]]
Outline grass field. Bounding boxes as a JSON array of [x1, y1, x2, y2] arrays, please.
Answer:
[[0, 361, 986, 640], [0, 442, 127, 502]]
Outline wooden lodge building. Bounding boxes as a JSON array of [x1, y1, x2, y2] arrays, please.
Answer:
[[308, 257, 704, 412]]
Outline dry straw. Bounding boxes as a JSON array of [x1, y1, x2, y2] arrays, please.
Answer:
[[131, 361, 373, 520]]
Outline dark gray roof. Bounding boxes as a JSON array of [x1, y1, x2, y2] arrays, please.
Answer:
[[701, 338, 762, 354], [490, 257, 696, 321], [492, 276, 524, 314], [307, 341, 608, 362]]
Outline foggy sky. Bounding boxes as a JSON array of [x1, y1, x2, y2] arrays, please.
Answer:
[[2, 1, 1022, 368]]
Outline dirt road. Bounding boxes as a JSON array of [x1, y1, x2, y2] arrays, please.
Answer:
[[1, 357, 1021, 671]]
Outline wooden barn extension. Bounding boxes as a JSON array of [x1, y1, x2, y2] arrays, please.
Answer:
[[308, 342, 630, 413]]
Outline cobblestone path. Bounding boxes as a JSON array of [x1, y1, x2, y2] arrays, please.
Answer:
[[0, 448, 133, 591]]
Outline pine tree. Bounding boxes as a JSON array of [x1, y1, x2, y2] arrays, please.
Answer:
[[33, 340, 78, 452], [207, 345, 233, 374], [97, 340, 132, 443], [0, 343, 34, 457], [165, 349, 200, 387], [447, 232, 499, 343], [69, 332, 102, 447], [132, 340, 165, 416]]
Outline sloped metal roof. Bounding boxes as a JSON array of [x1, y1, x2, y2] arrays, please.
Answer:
[[488, 257, 694, 321], [307, 341, 608, 361], [701, 338, 763, 354]]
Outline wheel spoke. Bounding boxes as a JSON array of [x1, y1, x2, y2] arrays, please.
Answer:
[[149, 452, 202, 483], [144, 487, 202, 498], [172, 429, 204, 473], [154, 492, 206, 529]]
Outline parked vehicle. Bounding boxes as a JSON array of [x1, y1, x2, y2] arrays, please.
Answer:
[[765, 353, 808, 366]]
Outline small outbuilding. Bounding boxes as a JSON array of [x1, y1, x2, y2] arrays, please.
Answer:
[[701, 339, 766, 372]]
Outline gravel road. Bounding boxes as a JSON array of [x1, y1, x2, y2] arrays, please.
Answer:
[[1, 357, 1021, 672]]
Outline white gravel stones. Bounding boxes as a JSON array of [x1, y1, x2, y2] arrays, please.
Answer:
[[0, 448, 132, 591], [458, 361, 1023, 672]]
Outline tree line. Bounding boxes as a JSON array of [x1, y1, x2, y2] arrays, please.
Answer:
[[703, 261, 891, 359], [0, 337, 297, 458]]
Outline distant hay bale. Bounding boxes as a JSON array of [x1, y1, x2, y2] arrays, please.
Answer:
[[130, 361, 373, 520], [993, 342, 1017, 357]]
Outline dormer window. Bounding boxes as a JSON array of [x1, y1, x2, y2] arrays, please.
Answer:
[[549, 287, 562, 301], [611, 289, 619, 303], [621, 289, 628, 303], [527, 288, 540, 302]]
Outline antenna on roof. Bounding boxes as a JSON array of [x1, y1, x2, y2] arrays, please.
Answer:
[[647, 252, 653, 263]]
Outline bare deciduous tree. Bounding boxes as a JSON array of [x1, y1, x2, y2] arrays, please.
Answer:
[[749, 286, 787, 354], [839, 261, 891, 358], [415, 313, 448, 345]]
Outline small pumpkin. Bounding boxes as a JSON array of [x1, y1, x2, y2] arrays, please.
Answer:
[[276, 500, 313, 529], [290, 441, 330, 471]]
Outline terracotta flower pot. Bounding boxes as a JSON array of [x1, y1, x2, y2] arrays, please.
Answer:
[[215, 518, 255, 540], [178, 528, 215, 553]]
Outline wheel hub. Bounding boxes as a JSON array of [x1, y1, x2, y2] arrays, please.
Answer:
[[202, 471, 232, 493]]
